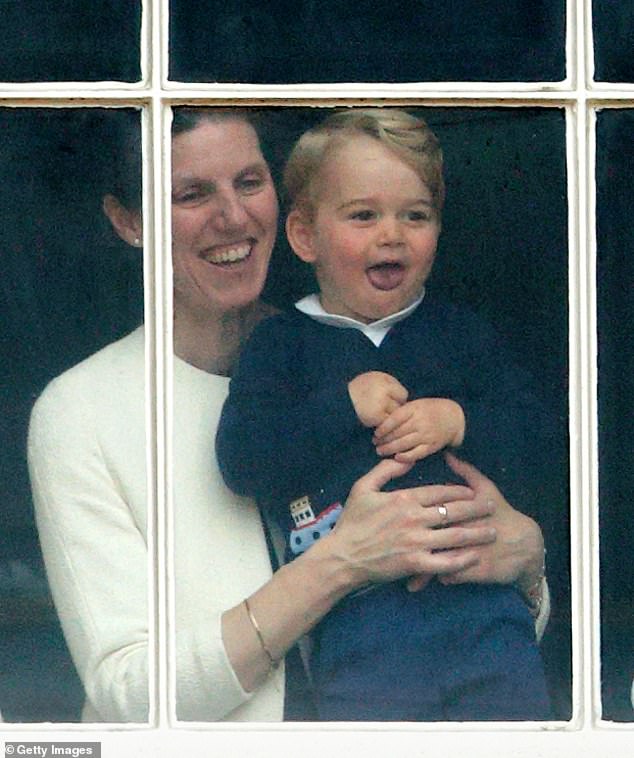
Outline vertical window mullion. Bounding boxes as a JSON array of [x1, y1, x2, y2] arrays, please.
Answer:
[[148, 0, 171, 730]]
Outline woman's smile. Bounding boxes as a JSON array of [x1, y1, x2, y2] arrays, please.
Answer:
[[201, 240, 254, 265], [171, 118, 279, 317]]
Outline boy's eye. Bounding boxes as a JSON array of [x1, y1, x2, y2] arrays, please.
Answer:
[[405, 209, 432, 222], [349, 209, 376, 222]]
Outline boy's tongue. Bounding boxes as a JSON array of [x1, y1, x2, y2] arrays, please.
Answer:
[[366, 262, 405, 291]]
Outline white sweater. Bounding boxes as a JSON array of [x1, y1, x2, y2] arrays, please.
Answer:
[[27, 327, 284, 722]]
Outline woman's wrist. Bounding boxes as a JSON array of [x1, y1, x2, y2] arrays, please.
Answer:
[[514, 522, 547, 617]]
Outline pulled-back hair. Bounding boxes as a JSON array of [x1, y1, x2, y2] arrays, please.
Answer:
[[283, 108, 445, 219], [108, 107, 267, 211]]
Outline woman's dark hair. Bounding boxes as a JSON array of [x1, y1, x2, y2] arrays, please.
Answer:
[[103, 108, 143, 212], [107, 107, 272, 212]]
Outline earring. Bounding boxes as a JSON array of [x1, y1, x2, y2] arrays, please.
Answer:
[[133, 237, 141, 246]]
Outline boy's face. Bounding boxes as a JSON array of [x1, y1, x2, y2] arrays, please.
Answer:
[[287, 134, 440, 324]]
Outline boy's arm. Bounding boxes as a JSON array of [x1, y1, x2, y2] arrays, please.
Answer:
[[216, 318, 361, 508], [447, 309, 563, 513]]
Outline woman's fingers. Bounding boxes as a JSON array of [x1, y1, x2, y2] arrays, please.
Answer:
[[400, 482, 473, 508], [426, 523, 496, 552], [445, 451, 494, 493], [347, 457, 415, 497], [424, 497, 496, 529]]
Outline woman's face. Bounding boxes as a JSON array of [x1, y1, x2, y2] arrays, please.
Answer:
[[171, 117, 279, 318]]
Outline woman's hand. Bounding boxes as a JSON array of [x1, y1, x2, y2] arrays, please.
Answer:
[[223, 456, 503, 694], [326, 457, 497, 591], [437, 453, 545, 595]]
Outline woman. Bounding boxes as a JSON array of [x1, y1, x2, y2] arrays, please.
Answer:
[[27, 107, 548, 723]]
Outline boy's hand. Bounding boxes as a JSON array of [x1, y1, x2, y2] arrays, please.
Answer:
[[348, 371, 409, 428], [373, 398, 465, 463]]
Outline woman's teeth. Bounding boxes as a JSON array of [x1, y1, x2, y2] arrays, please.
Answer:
[[205, 244, 251, 264]]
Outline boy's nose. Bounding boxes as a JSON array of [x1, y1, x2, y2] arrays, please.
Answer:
[[377, 216, 404, 246]]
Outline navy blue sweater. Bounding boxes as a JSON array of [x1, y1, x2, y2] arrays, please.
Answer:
[[216, 296, 556, 558]]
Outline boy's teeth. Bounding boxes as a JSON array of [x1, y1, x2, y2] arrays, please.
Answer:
[[206, 245, 251, 263]]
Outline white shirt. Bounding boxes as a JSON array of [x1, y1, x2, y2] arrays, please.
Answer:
[[295, 291, 425, 347]]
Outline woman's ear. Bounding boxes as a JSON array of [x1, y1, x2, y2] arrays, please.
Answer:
[[102, 194, 143, 248], [285, 208, 317, 263]]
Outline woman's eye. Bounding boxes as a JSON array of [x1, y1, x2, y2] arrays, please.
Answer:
[[237, 175, 265, 194], [173, 187, 207, 205], [176, 192, 200, 203]]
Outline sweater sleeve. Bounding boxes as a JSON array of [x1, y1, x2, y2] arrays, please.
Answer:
[[216, 317, 360, 509], [448, 309, 562, 514], [28, 377, 150, 723]]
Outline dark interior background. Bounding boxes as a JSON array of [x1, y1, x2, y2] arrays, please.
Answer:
[[597, 109, 634, 722], [0, 1, 141, 82], [593, 1, 634, 82], [0, 104, 572, 720], [169, 0, 566, 83]]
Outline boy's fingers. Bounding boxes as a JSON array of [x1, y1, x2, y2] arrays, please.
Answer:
[[374, 405, 410, 439], [390, 383, 409, 404], [376, 433, 422, 457], [394, 444, 434, 463]]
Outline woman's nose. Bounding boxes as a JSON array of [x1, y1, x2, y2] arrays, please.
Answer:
[[211, 190, 249, 230]]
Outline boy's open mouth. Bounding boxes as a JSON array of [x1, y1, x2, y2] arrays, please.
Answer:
[[366, 261, 405, 291]]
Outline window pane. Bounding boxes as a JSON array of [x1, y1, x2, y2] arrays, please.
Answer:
[[173, 105, 571, 721], [593, 3, 634, 83], [0, 108, 148, 721], [0, 1, 141, 82], [169, 1, 565, 83], [597, 109, 634, 721]]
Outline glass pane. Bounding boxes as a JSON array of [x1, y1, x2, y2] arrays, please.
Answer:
[[169, 1, 565, 83], [593, 2, 634, 83], [597, 109, 634, 721], [172, 105, 571, 721], [0, 1, 141, 82], [0, 108, 147, 721]]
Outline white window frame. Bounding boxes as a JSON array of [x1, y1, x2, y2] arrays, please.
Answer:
[[1, 0, 632, 754]]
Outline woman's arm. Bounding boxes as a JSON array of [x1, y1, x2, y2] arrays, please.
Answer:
[[438, 453, 550, 638], [28, 371, 150, 722], [221, 458, 498, 692]]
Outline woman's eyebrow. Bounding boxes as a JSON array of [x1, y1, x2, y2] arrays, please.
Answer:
[[235, 162, 268, 178], [172, 174, 214, 188]]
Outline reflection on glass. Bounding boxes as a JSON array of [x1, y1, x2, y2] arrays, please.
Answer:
[[0, 1, 141, 82], [0, 108, 146, 721], [171, 106, 571, 721], [597, 109, 634, 721], [593, 2, 634, 83], [169, 1, 565, 83]]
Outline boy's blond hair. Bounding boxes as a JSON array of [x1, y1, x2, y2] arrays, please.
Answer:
[[283, 108, 445, 219]]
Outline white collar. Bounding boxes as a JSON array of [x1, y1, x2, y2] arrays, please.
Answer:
[[294, 291, 425, 347]]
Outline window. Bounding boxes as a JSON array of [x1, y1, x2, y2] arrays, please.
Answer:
[[0, 0, 632, 753]]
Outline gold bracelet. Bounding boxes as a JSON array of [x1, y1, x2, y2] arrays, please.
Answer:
[[243, 598, 279, 671]]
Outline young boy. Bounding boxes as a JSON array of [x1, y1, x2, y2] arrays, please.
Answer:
[[216, 109, 553, 721]]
